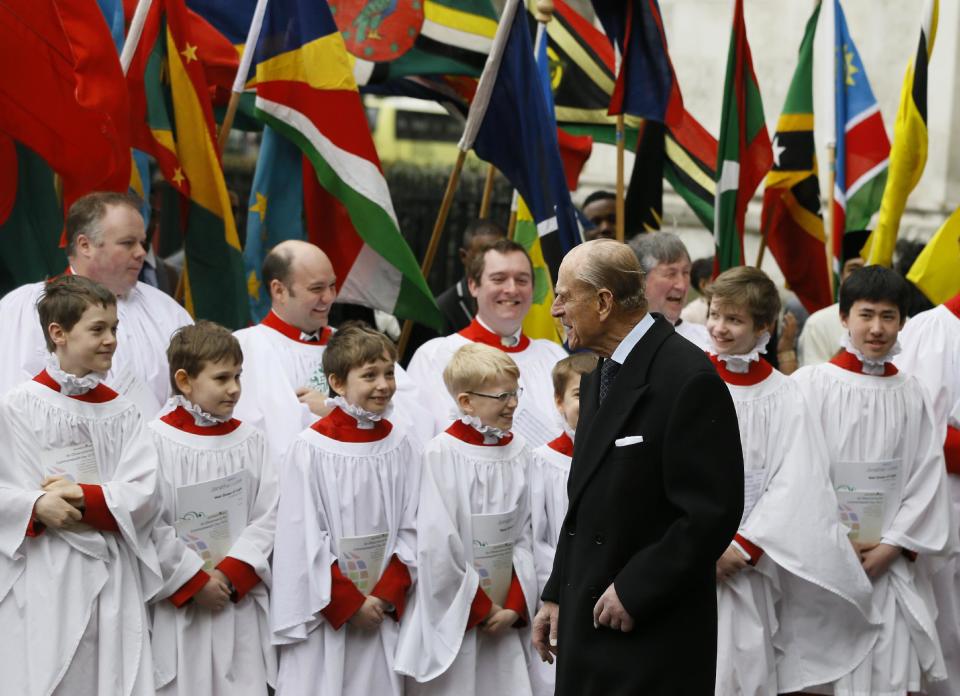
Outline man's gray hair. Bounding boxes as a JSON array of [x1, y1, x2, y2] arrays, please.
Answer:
[[628, 232, 691, 274], [573, 240, 646, 312]]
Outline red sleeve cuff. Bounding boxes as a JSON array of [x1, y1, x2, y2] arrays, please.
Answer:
[[945, 426, 960, 476], [466, 586, 494, 631], [25, 508, 45, 537], [168, 570, 211, 608], [216, 556, 261, 602], [502, 569, 528, 627], [370, 554, 412, 621], [321, 562, 366, 630], [902, 548, 919, 563], [734, 534, 764, 566], [77, 484, 120, 532]]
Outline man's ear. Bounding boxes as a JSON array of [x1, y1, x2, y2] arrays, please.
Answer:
[[268, 279, 288, 303], [459, 247, 469, 265], [75, 233, 93, 257], [467, 277, 480, 299], [595, 288, 615, 321], [173, 368, 192, 397]]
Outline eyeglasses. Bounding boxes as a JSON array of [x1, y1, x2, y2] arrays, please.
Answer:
[[466, 388, 524, 404]]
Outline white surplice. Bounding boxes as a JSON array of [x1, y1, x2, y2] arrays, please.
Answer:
[[394, 427, 536, 696], [793, 359, 956, 695], [270, 411, 419, 696], [148, 405, 279, 696], [711, 360, 879, 695], [675, 318, 711, 351], [0, 376, 162, 696], [0, 280, 192, 417]]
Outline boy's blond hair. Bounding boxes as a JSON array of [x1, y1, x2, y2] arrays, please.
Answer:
[[705, 266, 780, 330], [322, 321, 397, 393], [551, 353, 599, 398], [443, 343, 521, 398], [167, 321, 243, 395]]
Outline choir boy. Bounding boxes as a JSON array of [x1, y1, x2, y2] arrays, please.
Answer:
[[0, 275, 162, 695], [271, 323, 418, 696], [396, 342, 536, 696], [149, 322, 279, 695], [793, 266, 956, 695]]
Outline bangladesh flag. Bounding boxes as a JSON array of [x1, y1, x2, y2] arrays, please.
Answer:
[[714, 0, 772, 272]]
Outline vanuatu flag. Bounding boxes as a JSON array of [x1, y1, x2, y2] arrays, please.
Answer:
[[252, 0, 441, 329], [714, 0, 772, 272], [759, 2, 831, 313], [127, 0, 248, 328]]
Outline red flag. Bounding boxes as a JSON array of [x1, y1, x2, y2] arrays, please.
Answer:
[[0, 0, 130, 210], [557, 129, 593, 191]]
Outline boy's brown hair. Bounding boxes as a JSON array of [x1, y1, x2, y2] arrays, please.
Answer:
[[37, 275, 117, 352], [322, 322, 397, 393], [551, 353, 599, 398], [167, 321, 243, 395], [704, 266, 780, 330]]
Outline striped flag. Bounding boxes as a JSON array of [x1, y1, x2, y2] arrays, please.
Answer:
[[760, 1, 831, 313], [714, 0, 772, 272], [864, 0, 938, 266], [252, 0, 441, 329], [832, 0, 889, 276]]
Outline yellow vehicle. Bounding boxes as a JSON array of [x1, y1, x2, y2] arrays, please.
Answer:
[[364, 95, 463, 166]]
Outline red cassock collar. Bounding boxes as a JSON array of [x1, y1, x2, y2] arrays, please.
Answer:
[[946, 293, 960, 319], [547, 432, 574, 457], [707, 354, 774, 386], [445, 419, 514, 446], [458, 318, 531, 353], [33, 369, 119, 403], [160, 406, 243, 435], [261, 310, 333, 345], [829, 350, 899, 377], [312, 406, 393, 443]]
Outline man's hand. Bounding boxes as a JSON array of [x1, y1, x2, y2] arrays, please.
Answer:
[[41, 476, 85, 509], [193, 574, 231, 611], [532, 601, 559, 663], [716, 544, 749, 583], [483, 607, 519, 635], [593, 584, 634, 633], [856, 542, 901, 580], [33, 492, 83, 529], [348, 595, 387, 631], [296, 388, 334, 418]]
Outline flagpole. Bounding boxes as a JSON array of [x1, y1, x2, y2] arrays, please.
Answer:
[[755, 221, 769, 267], [507, 190, 519, 240], [119, 0, 154, 75], [479, 163, 497, 218], [616, 119, 626, 241], [826, 141, 837, 296], [217, 0, 271, 154]]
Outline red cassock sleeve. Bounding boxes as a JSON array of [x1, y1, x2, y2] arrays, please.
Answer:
[[168, 570, 211, 608], [320, 562, 366, 630], [944, 426, 960, 477], [734, 534, 764, 566], [78, 484, 120, 532], [216, 556, 261, 602], [369, 554, 412, 621]]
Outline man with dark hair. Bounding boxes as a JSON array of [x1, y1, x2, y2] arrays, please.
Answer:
[[680, 256, 715, 325], [581, 190, 616, 241], [407, 238, 568, 447], [0, 190, 192, 417]]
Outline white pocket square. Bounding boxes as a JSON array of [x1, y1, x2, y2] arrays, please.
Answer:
[[614, 435, 644, 447]]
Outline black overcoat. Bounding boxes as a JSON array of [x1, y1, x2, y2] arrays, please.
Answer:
[[542, 315, 744, 695]]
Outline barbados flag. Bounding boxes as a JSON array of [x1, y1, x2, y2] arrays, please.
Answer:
[[251, 0, 440, 329]]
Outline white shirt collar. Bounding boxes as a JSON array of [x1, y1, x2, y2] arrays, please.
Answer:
[[609, 312, 656, 365], [476, 315, 522, 348]]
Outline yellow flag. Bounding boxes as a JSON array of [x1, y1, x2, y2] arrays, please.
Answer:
[[513, 195, 564, 343], [906, 207, 960, 304], [864, 0, 938, 266]]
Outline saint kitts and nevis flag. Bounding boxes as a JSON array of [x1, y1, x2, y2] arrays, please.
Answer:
[[833, 0, 890, 277], [126, 0, 248, 329], [759, 1, 832, 314], [714, 0, 772, 272], [251, 0, 441, 329]]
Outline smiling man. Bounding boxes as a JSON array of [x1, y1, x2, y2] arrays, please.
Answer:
[[406, 238, 567, 447], [0, 191, 192, 417]]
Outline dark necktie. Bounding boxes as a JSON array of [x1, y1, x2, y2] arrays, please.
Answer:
[[599, 359, 620, 404]]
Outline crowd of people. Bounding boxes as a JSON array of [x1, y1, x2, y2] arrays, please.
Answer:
[[0, 189, 958, 696]]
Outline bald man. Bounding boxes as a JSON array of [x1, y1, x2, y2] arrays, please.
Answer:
[[234, 240, 432, 462]]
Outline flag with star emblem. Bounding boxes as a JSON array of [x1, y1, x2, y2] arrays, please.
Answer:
[[832, 0, 890, 275], [126, 0, 248, 328], [759, 1, 831, 313], [252, 0, 441, 329], [863, 0, 937, 267], [714, 0, 772, 272]]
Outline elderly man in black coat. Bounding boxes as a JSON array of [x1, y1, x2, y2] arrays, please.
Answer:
[[532, 240, 744, 695]]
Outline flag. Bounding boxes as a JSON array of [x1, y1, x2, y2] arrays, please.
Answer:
[[625, 120, 665, 233], [0, 0, 131, 211], [245, 126, 306, 323], [252, 0, 441, 329], [907, 207, 960, 305], [665, 105, 718, 231], [864, 0, 938, 266], [760, 2, 831, 313], [515, 196, 562, 343], [714, 0, 772, 272], [591, 0, 679, 123], [460, 0, 580, 280], [126, 0, 248, 328], [833, 0, 890, 274]]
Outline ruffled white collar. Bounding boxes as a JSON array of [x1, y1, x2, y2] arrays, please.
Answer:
[[708, 332, 770, 374], [168, 395, 229, 425], [458, 412, 511, 445], [325, 395, 392, 430], [840, 333, 901, 376], [44, 354, 105, 396]]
